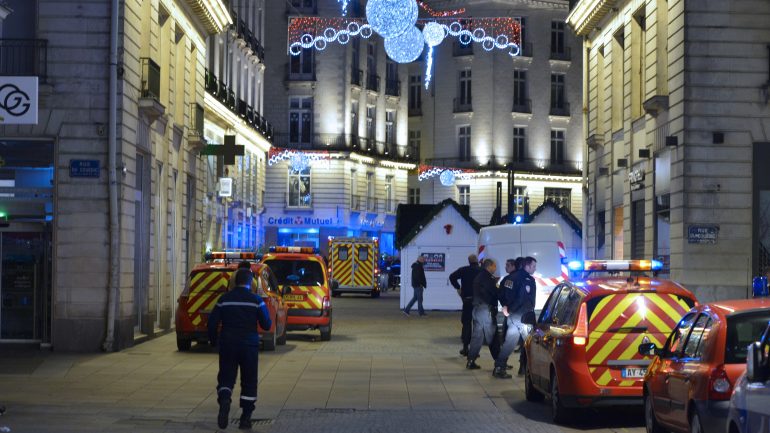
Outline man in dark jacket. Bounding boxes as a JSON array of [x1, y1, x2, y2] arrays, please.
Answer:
[[208, 269, 272, 430], [466, 258, 499, 370], [449, 254, 481, 356], [497, 256, 537, 377], [403, 255, 428, 316]]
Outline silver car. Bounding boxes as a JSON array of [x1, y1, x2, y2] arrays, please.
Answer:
[[727, 321, 770, 433]]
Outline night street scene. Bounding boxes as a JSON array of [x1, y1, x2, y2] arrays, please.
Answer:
[[1, 0, 770, 432]]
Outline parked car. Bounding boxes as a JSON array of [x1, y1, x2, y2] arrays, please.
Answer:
[[726, 320, 770, 433], [524, 259, 697, 424], [640, 299, 770, 433], [175, 252, 289, 351]]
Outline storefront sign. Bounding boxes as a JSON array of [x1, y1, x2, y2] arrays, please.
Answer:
[[267, 216, 334, 226], [0, 76, 38, 124], [629, 168, 645, 190], [218, 177, 232, 197], [421, 253, 445, 272], [688, 225, 719, 244], [69, 160, 100, 178]]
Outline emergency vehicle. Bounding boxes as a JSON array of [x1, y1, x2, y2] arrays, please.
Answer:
[[328, 237, 380, 298], [260, 247, 333, 341], [523, 259, 697, 424], [175, 252, 289, 352]]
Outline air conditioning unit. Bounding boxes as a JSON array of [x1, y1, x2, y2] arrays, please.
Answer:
[[617, 158, 628, 168], [665, 136, 678, 146], [638, 149, 651, 158], [598, 167, 609, 176]]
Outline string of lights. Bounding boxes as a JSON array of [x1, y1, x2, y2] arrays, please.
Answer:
[[417, 0, 465, 17], [268, 148, 331, 170], [418, 165, 474, 186]]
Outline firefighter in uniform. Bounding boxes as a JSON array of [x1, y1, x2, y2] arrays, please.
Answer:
[[466, 258, 499, 370], [497, 256, 537, 377], [449, 254, 481, 356], [208, 269, 272, 430]]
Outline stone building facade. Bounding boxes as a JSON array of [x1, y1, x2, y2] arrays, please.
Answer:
[[0, 0, 230, 351], [409, 0, 584, 225], [569, 0, 770, 300]]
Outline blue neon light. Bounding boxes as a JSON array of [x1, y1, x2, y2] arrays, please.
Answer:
[[651, 260, 663, 271], [567, 261, 584, 271]]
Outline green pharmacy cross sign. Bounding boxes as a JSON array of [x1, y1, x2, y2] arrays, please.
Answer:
[[200, 134, 244, 166]]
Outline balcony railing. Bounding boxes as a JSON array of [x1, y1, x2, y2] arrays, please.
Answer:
[[366, 74, 380, 92], [512, 99, 532, 114], [424, 157, 582, 175], [190, 102, 204, 138], [549, 102, 570, 117], [0, 39, 48, 82], [140, 58, 161, 99], [285, 191, 312, 209], [231, 10, 265, 62], [272, 133, 419, 163], [550, 46, 572, 61], [204, 68, 274, 141], [385, 79, 400, 97], [453, 98, 472, 113], [351, 68, 363, 86]]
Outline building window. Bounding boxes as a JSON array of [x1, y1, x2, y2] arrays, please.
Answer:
[[350, 169, 357, 208], [385, 110, 395, 145], [513, 186, 527, 215], [289, 96, 313, 144], [351, 101, 359, 136], [458, 185, 470, 205], [544, 187, 571, 208], [408, 187, 420, 204], [513, 69, 528, 112], [550, 130, 565, 165], [517, 17, 529, 56], [458, 125, 471, 162], [458, 69, 472, 107], [409, 74, 422, 113], [366, 172, 375, 211], [290, 0, 316, 10], [409, 129, 421, 156], [550, 21, 566, 56], [366, 105, 376, 140], [288, 166, 311, 208], [385, 176, 394, 212], [550, 74, 567, 115], [385, 58, 399, 95], [289, 47, 314, 77], [513, 127, 526, 162]]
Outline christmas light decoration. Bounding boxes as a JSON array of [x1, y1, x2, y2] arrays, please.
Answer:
[[418, 165, 474, 182], [268, 148, 331, 167], [417, 1, 465, 17], [384, 26, 425, 63], [422, 22, 444, 88], [338, 0, 349, 16], [366, 0, 418, 38], [439, 169, 456, 186], [290, 152, 310, 172]]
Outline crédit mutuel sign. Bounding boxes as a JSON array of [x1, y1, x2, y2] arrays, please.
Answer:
[[0, 77, 38, 125], [267, 216, 334, 226]]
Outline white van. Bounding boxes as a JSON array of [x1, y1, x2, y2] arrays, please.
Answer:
[[477, 223, 567, 311]]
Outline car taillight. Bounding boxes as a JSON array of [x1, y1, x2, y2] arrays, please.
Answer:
[[573, 302, 588, 346], [322, 296, 331, 309], [708, 365, 732, 401]]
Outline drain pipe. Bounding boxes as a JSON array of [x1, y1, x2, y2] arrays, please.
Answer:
[[102, 0, 120, 352]]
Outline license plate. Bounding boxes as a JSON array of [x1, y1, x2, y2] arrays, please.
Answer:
[[622, 368, 647, 379], [284, 294, 305, 301]]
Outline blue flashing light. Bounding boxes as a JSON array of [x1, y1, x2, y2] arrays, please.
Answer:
[[752, 276, 769, 298], [651, 260, 664, 271], [515, 215, 522, 223], [567, 260, 584, 272]]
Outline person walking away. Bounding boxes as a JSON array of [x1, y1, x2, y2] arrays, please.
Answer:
[[491, 258, 519, 378], [449, 254, 482, 356], [228, 261, 253, 290], [208, 269, 272, 430], [403, 255, 428, 316], [497, 256, 537, 377], [466, 258, 499, 370]]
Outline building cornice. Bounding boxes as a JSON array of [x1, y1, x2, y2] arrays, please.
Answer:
[[428, 0, 569, 10], [566, 0, 616, 36], [183, 0, 232, 35]]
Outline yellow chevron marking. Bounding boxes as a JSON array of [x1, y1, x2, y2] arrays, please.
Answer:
[[596, 369, 612, 386], [619, 380, 637, 387], [192, 316, 202, 326], [190, 272, 223, 295], [189, 290, 220, 314], [593, 295, 639, 332], [190, 271, 206, 288], [646, 293, 685, 323]]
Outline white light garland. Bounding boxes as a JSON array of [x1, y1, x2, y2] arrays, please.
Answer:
[[338, 0, 349, 16], [418, 166, 473, 182], [384, 26, 424, 63], [365, 0, 418, 39], [289, 22, 373, 56]]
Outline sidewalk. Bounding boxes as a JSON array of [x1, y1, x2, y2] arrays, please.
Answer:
[[0, 291, 643, 433]]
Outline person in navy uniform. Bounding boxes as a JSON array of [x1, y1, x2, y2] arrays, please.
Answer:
[[497, 256, 537, 377], [208, 268, 272, 430], [466, 258, 499, 370], [449, 254, 481, 356]]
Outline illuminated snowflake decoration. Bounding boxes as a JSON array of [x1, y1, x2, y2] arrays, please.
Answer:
[[384, 26, 425, 63], [418, 165, 473, 182], [290, 152, 310, 173], [422, 21, 445, 47], [439, 169, 456, 186], [366, 0, 419, 38], [268, 148, 331, 168]]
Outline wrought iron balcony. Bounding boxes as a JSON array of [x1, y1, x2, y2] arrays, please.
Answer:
[[272, 133, 418, 163], [204, 68, 274, 142], [385, 79, 400, 97], [550, 46, 571, 61], [351, 68, 363, 87], [366, 74, 380, 92], [0, 39, 48, 82], [512, 99, 532, 114], [230, 10, 265, 62], [453, 98, 472, 113], [424, 156, 582, 175], [140, 58, 161, 99], [549, 102, 571, 117]]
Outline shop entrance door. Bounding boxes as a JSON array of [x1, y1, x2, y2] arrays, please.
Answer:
[[0, 230, 52, 342]]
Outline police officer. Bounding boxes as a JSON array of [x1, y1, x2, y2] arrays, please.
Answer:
[[497, 256, 537, 378], [449, 254, 481, 356], [208, 269, 272, 430], [491, 258, 518, 378], [466, 258, 499, 370]]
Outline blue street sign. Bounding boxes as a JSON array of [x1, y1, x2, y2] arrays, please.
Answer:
[[69, 159, 100, 178]]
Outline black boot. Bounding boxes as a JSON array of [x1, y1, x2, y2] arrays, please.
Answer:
[[517, 363, 525, 376], [238, 412, 252, 430], [466, 359, 481, 370], [459, 347, 468, 356], [492, 366, 512, 379], [217, 398, 231, 429]]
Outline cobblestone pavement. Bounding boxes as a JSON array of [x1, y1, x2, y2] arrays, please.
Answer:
[[0, 290, 645, 433]]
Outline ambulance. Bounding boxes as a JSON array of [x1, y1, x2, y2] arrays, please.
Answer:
[[328, 236, 380, 298], [477, 223, 568, 311]]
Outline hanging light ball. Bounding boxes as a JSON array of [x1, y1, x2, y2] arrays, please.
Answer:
[[384, 26, 424, 64], [366, 0, 418, 39], [422, 21, 445, 48], [439, 170, 456, 186], [290, 152, 310, 172]]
